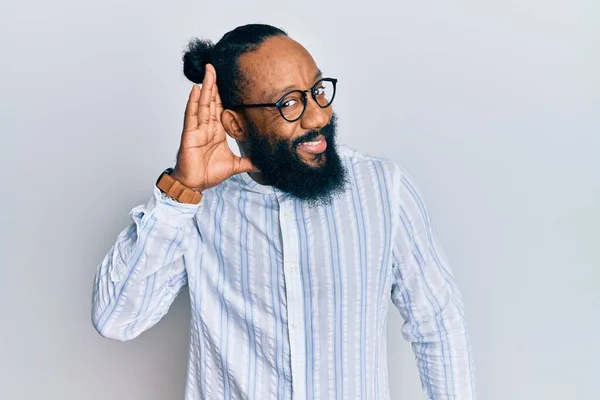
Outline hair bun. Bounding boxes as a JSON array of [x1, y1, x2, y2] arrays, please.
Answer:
[[183, 38, 215, 83]]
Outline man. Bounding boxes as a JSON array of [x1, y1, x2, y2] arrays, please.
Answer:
[[92, 24, 476, 399]]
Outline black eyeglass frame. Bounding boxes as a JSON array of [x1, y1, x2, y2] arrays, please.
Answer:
[[229, 78, 338, 122]]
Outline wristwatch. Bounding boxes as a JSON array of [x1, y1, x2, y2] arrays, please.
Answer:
[[156, 168, 203, 204]]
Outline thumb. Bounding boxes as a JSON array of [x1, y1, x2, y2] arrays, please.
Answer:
[[233, 156, 259, 175]]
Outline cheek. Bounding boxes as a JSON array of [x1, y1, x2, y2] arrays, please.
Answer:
[[322, 106, 334, 122], [263, 119, 299, 142]]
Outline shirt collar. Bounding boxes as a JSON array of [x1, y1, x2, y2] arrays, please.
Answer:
[[230, 172, 279, 195]]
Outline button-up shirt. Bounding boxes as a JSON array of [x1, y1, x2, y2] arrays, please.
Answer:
[[92, 146, 477, 399]]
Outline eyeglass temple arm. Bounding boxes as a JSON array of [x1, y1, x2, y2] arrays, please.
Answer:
[[229, 103, 278, 110]]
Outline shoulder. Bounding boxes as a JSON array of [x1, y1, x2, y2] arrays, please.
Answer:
[[338, 144, 407, 184], [338, 145, 427, 212]]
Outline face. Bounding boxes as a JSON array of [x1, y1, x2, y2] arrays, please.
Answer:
[[235, 36, 347, 204], [246, 112, 347, 205]]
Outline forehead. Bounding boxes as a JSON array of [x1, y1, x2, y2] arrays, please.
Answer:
[[239, 36, 320, 101]]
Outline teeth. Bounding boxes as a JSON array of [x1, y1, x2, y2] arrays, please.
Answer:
[[301, 139, 323, 146]]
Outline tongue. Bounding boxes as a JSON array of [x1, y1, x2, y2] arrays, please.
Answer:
[[298, 137, 328, 154]]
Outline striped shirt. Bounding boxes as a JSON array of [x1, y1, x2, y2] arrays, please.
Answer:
[[92, 146, 476, 399]]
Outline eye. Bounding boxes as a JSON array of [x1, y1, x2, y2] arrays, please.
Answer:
[[313, 85, 326, 96], [281, 99, 298, 108]]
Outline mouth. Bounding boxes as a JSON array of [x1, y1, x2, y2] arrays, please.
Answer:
[[297, 135, 327, 155]]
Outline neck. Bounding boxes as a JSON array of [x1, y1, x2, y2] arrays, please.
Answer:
[[238, 141, 267, 185], [248, 171, 267, 185]]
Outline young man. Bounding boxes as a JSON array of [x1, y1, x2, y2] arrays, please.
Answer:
[[92, 24, 476, 399]]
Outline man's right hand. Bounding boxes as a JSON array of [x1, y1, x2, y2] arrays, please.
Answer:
[[170, 63, 256, 192]]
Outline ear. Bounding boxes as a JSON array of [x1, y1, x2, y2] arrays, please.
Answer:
[[222, 110, 248, 142]]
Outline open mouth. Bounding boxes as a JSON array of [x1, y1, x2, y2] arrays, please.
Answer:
[[297, 135, 327, 155]]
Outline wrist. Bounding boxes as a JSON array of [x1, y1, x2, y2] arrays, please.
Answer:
[[156, 168, 203, 204], [170, 168, 206, 193]]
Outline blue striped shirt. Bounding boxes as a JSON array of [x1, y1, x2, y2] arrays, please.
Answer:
[[92, 146, 476, 399]]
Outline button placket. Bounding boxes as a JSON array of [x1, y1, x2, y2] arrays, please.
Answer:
[[278, 200, 307, 400]]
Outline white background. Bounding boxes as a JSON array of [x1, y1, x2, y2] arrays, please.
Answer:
[[1, 0, 598, 399]]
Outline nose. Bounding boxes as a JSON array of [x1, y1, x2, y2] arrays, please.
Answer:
[[299, 95, 330, 131]]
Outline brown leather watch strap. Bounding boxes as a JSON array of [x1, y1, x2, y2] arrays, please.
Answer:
[[156, 171, 203, 204]]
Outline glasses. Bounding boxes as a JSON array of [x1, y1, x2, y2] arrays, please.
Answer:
[[229, 78, 337, 122]]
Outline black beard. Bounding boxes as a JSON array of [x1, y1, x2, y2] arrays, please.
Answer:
[[245, 113, 347, 206]]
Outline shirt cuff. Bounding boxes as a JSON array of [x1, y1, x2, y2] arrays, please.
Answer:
[[146, 186, 202, 227]]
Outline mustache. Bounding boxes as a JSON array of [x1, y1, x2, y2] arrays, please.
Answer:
[[292, 113, 338, 148]]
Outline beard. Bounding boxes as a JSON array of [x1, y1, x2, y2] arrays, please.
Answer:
[[245, 112, 347, 206]]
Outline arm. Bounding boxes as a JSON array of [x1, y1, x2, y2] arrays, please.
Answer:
[[91, 187, 200, 341], [390, 167, 477, 399], [91, 63, 255, 341]]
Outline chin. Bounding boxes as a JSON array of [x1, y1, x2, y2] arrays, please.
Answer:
[[298, 151, 327, 167]]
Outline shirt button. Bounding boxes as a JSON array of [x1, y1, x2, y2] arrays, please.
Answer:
[[291, 321, 298, 329], [289, 264, 297, 273], [283, 213, 292, 220]]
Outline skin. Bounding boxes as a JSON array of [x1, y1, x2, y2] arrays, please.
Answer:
[[171, 35, 332, 194]]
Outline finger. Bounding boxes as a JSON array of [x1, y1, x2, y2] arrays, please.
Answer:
[[209, 80, 217, 123], [198, 64, 215, 125], [183, 84, 200, 132], [214, 84, 224, 123], [233, 156, 260, 175]]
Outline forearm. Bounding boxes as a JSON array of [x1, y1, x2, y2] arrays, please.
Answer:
[[409, 299, 476, 399]]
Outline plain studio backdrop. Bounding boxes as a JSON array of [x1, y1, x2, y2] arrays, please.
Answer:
[[1, 0, 598, 399]]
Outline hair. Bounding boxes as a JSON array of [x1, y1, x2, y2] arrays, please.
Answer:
[[182, 24, 288, 109]]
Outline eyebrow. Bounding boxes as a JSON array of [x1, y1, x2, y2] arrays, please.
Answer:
[[268, 69, 323, 101]]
